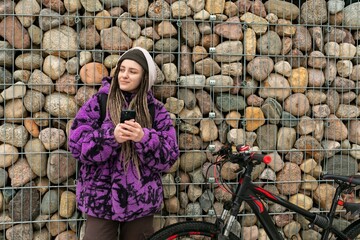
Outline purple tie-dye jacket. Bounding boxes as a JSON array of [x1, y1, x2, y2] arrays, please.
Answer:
[[68, 77, 179, 222]]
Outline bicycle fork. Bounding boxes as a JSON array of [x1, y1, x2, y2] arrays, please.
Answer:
[[217, 165, 255, 239]]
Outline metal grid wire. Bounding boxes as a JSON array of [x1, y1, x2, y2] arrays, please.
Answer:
[[0, 0, 359, 239]]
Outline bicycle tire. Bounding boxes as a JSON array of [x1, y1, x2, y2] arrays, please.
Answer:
[[338, 219, 360, 239], [148, 221, 240, 240]]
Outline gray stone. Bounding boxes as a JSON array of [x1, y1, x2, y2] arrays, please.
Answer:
[[0, 67, 12, 90], [47, 150, 77, 184], [261, 98, 282, 124], [9, 182, 40, 221], [215, 93, 246, 112], [280, 111, 299, 127], [324, 154, 357, 175], [40, 189, 59, 215], [0, 41, 14, 67]]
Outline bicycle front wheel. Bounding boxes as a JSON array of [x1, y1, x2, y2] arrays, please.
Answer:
[[339, 219, 360, 239], [148, 221, 239, 240]]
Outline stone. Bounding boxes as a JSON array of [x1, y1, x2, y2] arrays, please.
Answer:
[[283, 93, 310, 117], [308, 51, 327, 69], [339, 42, 357, 59], [250, 0, 266, 17], [308, 69, 325, 87], [46, 213, 67, 236], [64, 0, 82, 12], [289, 193, 313, 210], [225, 111, 241, 128], [9, 182, 40, 222], [300, 0, 328, 24], [244, 107, 265, 131], [306, 90, 326, 105], [300, 158, 317, 173], [214, 41, 243, 63], [264, 0, 300, 20], [328, 0, 345, 14], [276, 162, 301, 195], [314, 184, 338, 210], [0, 16, 30, 49], [256, 124, 277, 151], [6, 224, 32, 240], [258, 73, 291, 102], [257, 30, 282, 55], [266, 152, 284, 172], [0, 41, 14, 67], [215, 93, 246, 112], [1, 82, 26, 100], [0, 143, 18, 168], [8, 157, 36, 187], [240, 12, 268, 35], [293, 26, 312, 52], [39, 128, 66, 150], [195, 58, 221, 77], [178, 133, 202, 150], [214, 17, 243, 40], [24, 138, 47, 177], [47, 150, 77, 184], [288, 67, 308, 93], [15, 0, 40, 27], [44, 93, 77, 118], [4, 99, 28, 122], [343, 2, 360, 30], [244, 28, 256, 61], [59, 191, 76, 218], [0, 124, 28, 147], [309, 27, 324, 51], [295, 136, 324, 162], [274, 60, 292, 77], [283, 221, 301, 238], [275, 19, 296, 37], [277, 127, 296, 152], [38, 8, 64, 31], [247, 56, 274, 81], [43, 25, 77, 58]]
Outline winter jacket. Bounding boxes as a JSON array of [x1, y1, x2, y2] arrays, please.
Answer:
[[68, 77, 179, 222]]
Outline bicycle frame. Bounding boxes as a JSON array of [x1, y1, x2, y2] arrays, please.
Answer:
[[221, 163, 350, 240]]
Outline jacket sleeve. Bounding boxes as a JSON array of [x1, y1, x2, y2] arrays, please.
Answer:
[[134, 104, 179, 172], [68, 94, 120, 165]]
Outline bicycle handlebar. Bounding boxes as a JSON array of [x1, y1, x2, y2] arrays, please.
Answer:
[[217, 144, 272, 166]]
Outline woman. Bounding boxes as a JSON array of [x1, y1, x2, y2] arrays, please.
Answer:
[[68, 47, 179, 240]]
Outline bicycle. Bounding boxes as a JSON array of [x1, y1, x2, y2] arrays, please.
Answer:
[[148, 144, 360, 240]]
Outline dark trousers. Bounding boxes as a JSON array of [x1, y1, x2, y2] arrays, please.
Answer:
[[83, 215, 154, 240]]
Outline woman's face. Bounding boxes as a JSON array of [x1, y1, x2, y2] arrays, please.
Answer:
[[117, 59, 144, 93]]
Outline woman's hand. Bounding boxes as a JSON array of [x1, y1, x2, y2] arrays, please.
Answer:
[[114, 120, 144, 143]]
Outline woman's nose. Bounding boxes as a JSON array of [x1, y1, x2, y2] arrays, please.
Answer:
[[121, 70, 128, 78]]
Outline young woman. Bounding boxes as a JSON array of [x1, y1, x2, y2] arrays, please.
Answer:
[[68, 47, 179, 240]]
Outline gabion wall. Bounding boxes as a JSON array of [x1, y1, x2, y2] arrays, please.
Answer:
[[0, 0, 360, 239]]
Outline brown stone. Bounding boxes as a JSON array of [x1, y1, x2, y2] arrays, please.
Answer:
[[201, 34, 220, 49], [24, 118, 40, 138], [80, 62, 109, 85], [0, 16, 30, 49], [244, 107, 265, 131], [250, 0, 266, 17], [214, 17, 243, 40], [43, 0, 65, 13], [288, 67, 308, 93], [276, 162, 301, 195]]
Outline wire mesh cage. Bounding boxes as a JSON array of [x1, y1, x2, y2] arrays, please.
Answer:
[[0, 0, 359, 239]]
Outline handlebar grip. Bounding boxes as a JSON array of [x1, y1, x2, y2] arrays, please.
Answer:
[[251, 153, 272, 164]]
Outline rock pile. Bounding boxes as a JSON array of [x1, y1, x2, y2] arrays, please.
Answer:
[[0, 0, 360, 239]]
